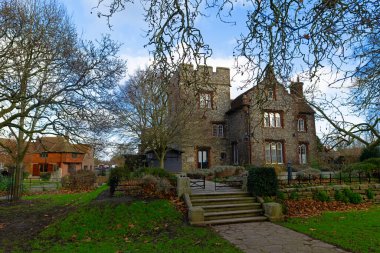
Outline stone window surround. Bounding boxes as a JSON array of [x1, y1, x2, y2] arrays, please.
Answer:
[[211, 121, 225, 138], [297, 115, 307, 132], [198, 91, 213, 109], [298, 142, 309, 165], [264, 139, 285, 164], [263, 110, 284, 128], [267, 87, 276, 101]]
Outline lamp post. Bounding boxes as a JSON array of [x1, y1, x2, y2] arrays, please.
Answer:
[[287, 161, 292, 185]]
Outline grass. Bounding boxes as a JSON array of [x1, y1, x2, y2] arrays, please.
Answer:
[[281, 205, 380, 253], [31, 199, 241, 253], [2, 187, 241, 253]]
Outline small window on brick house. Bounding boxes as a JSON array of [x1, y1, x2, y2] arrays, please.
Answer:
[[212, 124, 224, 137], [297, 117, 306, 132], [264, 112, 282, 128], [199, 92, 212, 109], [299, 144, 307, 164], [72, 153, 78, 158], [268, 88, 274, 100], [40, 152, 48, 158]]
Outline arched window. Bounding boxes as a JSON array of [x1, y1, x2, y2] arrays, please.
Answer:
[[265, 142, 283, 164], [299, 144, 307, 164], [264, 112, 282, 127], [298, 118, 305, 132], [264, 112, 270, 127]]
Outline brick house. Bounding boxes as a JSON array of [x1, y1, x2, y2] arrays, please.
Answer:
[[168, 65, 318, 172], [24, 136, 94, 177]]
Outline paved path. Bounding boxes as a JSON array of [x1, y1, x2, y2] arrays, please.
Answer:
[[214, 222, 350, 253]]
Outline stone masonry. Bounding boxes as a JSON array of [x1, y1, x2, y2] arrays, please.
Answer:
[[170, 65, 318, 172]]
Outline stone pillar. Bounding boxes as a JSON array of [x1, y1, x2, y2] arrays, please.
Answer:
[[189, 206, 205, 225], [263, 202, 284, 222], [242, 175, 248, 192], [177, 175, 191, 197]]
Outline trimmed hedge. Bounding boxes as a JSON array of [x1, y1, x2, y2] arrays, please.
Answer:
[[62, 170, 96, 191], [247, 166, 278, 197]]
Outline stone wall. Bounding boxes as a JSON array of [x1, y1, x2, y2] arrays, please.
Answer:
[[280, 183, 380, 202], [229, 77, 318, 168], [174, 65, 232, 172]]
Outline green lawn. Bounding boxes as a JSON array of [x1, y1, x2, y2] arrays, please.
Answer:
[[4, 188, 241, 253], [281, 205, 380, 253]]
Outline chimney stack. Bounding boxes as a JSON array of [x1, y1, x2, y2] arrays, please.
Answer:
[[290, 77, 304, 97]]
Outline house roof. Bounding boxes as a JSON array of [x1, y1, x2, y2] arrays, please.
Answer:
[[30, 137, 88, 154], [227, 65, 315, 114], [295, 99, 315, 114]]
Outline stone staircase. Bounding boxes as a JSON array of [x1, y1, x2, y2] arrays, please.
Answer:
[[189, 191, 267, 225]]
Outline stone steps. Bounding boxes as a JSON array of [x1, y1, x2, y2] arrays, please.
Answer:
[[201, 203, 262, 212], [189, 192, 267, 225], [191, 196, 255, 205], [205, 209, 263, 221], [204, 216, 268, 225]]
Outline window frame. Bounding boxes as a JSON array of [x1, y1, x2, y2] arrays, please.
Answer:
[[40, 152, 48, 158], [297, 116, 307, 132], [212, 123, 224, 137], [263, 111, 282, 128], [265, 142, 284, 164], [199, 92, 213, 109], [299, 144, 307, 164]]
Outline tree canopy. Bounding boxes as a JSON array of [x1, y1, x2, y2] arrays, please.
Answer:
[[96, 0, 379, 148]]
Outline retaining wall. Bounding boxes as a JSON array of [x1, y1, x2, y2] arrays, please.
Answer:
[[279, 183, 380, 202]]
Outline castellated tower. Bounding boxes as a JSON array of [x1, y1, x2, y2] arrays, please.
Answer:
[[169, 64, 232, 172]]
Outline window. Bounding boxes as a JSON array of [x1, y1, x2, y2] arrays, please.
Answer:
[[268, 88, 274, 100], [299, 144, 307, 164], [40, 152, 48, 158], [265, 142, 283, 164], [264, 112, 282, 127], [84, 165, 88, 170], [39, 164, 48, 172], [297, 117, 306, 132], [212, 124, 224, 137], [197, 149, 209, 169], [220, 152, 226, 161], [72, 153, 78, 158], [199, 92, 212, 109]]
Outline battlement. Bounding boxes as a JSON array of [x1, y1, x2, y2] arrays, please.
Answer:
[[179, 64, 230, 85]]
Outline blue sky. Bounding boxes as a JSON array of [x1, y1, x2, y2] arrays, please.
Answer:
[[62, 0, 252, 97], [61, 1, 364, 140]]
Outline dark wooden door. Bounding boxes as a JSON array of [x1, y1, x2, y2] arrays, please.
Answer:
[[32, 164, 40, 176]]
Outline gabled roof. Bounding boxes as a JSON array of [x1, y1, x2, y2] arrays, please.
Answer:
[[227, 66, 315, 114], [30, 137, 88, 154]]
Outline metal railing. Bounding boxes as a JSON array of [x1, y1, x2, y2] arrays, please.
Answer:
[[214, 178, 243, 190], [189, 176, 205, 189], [279, 170, 380, 187]]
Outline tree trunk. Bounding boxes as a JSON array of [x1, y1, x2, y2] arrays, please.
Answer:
[[159, 155, 165, 169], [10, 161, 24, 201]]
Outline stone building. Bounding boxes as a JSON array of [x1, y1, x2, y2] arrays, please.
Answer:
[[168, 65, 318, 172]]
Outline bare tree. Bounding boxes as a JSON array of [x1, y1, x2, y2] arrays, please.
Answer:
[[113, 67, 194, 168], [0, 0, 125, 200], [95, 0, 379, 149]]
